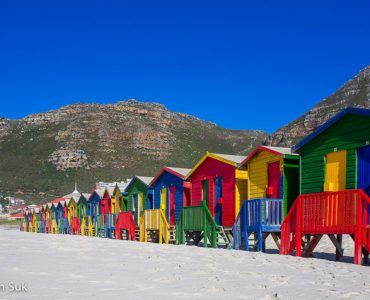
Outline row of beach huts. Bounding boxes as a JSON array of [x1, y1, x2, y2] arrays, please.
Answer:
[[21, 108, 370, 265]]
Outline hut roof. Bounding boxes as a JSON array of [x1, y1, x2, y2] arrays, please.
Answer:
[[293, 107, 370, 152], [239, 145, 297, 167], [149, 167, 191, 186], [186, 152, 247, 179]]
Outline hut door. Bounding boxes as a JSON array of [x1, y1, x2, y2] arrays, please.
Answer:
[[148, 193, 154, 209], [133, 194, 138, 224], [202, 180, 209, 205], [267, 161, 281, 198], [122, 196, 127, 212], [184, 187, 191, 207], [101, 200, 105, 215], [169, 186, 175, 225], [138, 192, 143, 217], [324, 150, 346, 191], [214, 177, 222, 225], [161, 187, 167, 216], [357, 145, 370, 196]]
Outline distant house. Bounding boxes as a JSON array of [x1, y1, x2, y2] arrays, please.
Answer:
[[96, 180, 130, 191], [5, 197, 25, 206]]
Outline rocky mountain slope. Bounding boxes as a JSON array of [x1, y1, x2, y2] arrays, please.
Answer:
[[266, 65, 370, 146], [0, 100, 267, 203]]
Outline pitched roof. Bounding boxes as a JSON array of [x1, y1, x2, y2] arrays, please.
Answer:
[[149, 167, 191, 186], [262, 146, 295, 155], [125, 176, 154, 191], [135, 176, 154, 186], [210, 153, 246, 164], [186, 152, 247, 179], [239, 145, 297, 167], [293, 107, 370, 152], [167, 167, 191, 177], [82, 193, 90, 199], [95, 189, 106, 198]]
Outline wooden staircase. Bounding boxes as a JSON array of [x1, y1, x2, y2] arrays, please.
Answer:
[[280, 189, 370, 265], [216, 226, 232, 249], [141, 209, 174, 244], [169, 226, 176, 243], [233, 198, 283, 252], [176, 200, 232, 248]]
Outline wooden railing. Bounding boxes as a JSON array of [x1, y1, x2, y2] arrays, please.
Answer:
[[70, 217, 80, 235], [103, 213, 111, 238], [94, 214, 103, 237], [51, 220, 58, 234], [141, 209, 170, 243], [45, 220, 51, 234], [58, 218, 63, 234], [176, 200, 219, 248], [280, 189, 370, 264], [159, 209, 170, 244], [233, 198, 283, 251], [80, 216, 93, 236], [62, 218, 70, 234], [115, 212, 136, 241]]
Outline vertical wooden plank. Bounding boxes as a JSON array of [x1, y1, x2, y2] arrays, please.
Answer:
[[354, 192, 363, 264]]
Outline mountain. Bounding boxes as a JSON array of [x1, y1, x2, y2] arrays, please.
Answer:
[[0, 100, 267, 203], [266, 65, 370, 147]]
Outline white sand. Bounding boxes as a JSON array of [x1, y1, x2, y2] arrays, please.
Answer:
[[0, 228, 369, 299]]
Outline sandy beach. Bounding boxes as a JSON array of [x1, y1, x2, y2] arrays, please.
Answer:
[[0, 228, 369, 299]]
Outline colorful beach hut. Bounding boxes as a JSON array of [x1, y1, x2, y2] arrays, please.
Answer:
[[77, 193, 90, 236], [177, 152, 247, 248], [108, 185, 123, 237], [88, 190, 103, 237], [28, 209, 34, 233], [126, 176, 154, 225], [55, 201, 65, 234], [150, 167, 191, 225], [110, 185, 122, 215], [40, 205, 46, 233], [138, 168, 191, 244], [280, 107, 370, 264], [49, 203, 58, 234], [33, 207, 41, 233], [67, 188, 82, 235], [115, 180, 138, 241], [233, 146, 299, 251], [22, 210, 29, 232], [98, 187, 114, 238], [44, 204, 51, 234]]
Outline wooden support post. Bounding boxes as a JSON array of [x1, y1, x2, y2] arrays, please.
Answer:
[[271, 232, 281, 250], [363, 246, 369, 265], [159, 226, 163, 244], [295, 200, 302, 257], [354, 196, 363, 265], [212, 227, 217, 248], [181, 211, 185, 245], [203, 208, 208, 248], [257, 227, 263, 252], [302, 234, 323, 257], [243, 203, 249, 251], [332, 234, 343, 261], [263, 233, 268, 252]]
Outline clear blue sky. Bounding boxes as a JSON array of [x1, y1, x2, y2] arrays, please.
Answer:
[[0, 0, 369, 133]]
